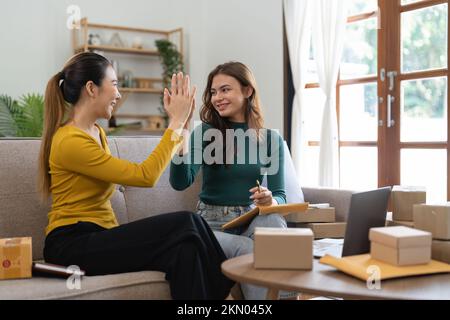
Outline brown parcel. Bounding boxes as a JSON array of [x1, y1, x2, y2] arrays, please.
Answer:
[[369, 226, 431, 266], [391, 185, 426, 221], [254, 227, 313, 270], [0, 237, 32, 280], [292, 222, 347, 239], [385, 212, 414, 228], [285, 207, 335, 223], [385, 219, 415, 228], [371, 242, 431, 266], [432, 240, 450, 264], [413, 204, 450, 240]]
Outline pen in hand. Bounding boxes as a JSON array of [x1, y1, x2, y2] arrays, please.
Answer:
[[256, 179, 261, 193]]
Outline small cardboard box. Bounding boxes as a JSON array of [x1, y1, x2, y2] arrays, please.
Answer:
[[370, 242, 431, 266], [432, 240, 450, 264], [0, 237, 32, 280], [391, 186, 426, 221], [413, 204, 450, 240], [386, 220, 415, 228], [293, 222, 346, 239], [385, 211, 414, 227], [286, 207, 335, 223], [254, 227, 313, 270], [369, 226, 431, 266]]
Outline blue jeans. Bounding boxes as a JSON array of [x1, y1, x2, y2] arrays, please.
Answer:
[[196, 201, 298, 300]]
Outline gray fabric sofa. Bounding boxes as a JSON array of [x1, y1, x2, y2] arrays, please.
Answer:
[[0, 135, 353, 299]]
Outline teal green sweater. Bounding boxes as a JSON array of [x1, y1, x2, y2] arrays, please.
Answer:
[[170, 122, 286, 206]]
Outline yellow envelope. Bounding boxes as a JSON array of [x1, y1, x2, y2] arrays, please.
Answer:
[[319, 253, 450, 281]]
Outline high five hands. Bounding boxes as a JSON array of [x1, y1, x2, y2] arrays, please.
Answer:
[[164, 72, 196, 131]]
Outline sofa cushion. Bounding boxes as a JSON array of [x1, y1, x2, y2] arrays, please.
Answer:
[[0, 140, 50, 260], [282, 142, 305, 203], [0, 271, 170, 300], [107, 138, 128, 225], [261, 142, 305, 204], [113, 137, 201, 221]]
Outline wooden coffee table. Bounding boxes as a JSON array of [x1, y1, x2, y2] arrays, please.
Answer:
[[221, 253, 450, 300]]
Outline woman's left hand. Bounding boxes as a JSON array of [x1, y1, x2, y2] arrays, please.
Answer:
[[249, 186, 278, 206]]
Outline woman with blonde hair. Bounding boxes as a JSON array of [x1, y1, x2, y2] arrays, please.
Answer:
[[38, 52, 233, 300], [170, 62, 295, 299]]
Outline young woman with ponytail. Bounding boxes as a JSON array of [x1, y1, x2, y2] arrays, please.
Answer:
[[38, 52, 233, 300]]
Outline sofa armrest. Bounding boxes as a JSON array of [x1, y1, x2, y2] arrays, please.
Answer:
[[301, 187, 355, 222]]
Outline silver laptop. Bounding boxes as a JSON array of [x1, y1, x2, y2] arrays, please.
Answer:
[[313, 187, 392, 258]]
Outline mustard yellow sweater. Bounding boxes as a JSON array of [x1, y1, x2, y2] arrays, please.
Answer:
[[46, 124, 183, 236]]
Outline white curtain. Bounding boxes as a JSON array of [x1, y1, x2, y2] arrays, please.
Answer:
[[283, 0, 312, 184], [312, 0, 348, 187]]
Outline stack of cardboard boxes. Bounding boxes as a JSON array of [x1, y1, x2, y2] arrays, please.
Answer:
[[414, 203, 450, 264], [285, 204, 346, 239], [386, 186, 426, 228], [369, 226, 432, 266]]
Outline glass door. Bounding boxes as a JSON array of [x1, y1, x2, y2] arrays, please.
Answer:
[[379, 0, 449, 203]]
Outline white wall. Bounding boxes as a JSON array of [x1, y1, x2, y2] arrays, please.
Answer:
[[204, 0, 284, 133], [0, 0, 283, 132]]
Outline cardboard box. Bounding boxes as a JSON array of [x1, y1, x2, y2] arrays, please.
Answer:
[[391, 186, 426, 221], [369, 226, 431, 266], [386, 220, 415, 228], [254, 227, 313, 270], [286, 207, 335, 223], [386, 211, 415, 227], [371, 241, 431, 266], [369, 226, 432, 248], [413, 204, 450, 240], [290, 222, 346, 239], [0, 237, 32, 280], [432, 240, 450, 264]]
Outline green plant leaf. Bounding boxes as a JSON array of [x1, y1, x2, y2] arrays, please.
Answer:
[[15, 93, 44, 137], [0, 94, 19, 137], [0, 93, 44, 137], [155, 39, 184, 118]]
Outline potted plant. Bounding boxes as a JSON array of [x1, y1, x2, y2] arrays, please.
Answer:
[[0, 93, 45, 137], [155, 39, 184, 125]]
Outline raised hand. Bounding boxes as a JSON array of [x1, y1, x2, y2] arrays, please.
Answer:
[[164, 72, 196, 131]]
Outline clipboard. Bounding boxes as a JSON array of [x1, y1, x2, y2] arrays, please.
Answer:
[[221, 202, 309, 230]]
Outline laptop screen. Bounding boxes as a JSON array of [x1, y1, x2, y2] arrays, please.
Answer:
[[341, 187, 391, 257]]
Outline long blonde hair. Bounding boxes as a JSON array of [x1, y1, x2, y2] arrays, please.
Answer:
[[38, 52, 110, 202]]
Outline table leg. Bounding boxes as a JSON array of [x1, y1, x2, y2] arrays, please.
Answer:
[[266, 288, 279, 300]]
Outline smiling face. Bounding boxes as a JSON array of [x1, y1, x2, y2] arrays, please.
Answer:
[[93, 65, 121, 120], [210, 74, 252, 123]]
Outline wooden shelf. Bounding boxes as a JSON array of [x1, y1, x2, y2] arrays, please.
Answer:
[[108, 129, 165, 136], [105, 127, 165, 136], [141, 128, 166, 133], [113, 114, 154, 119], [75, 45, 160, 56], [72, 18, 182, 134], [118, 87, 163, 94]]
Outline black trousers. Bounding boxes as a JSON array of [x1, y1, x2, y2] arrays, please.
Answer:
[[44, 211, 234, 300]]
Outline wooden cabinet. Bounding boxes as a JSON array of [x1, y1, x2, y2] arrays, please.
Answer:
[[72, 18, 183, 135]]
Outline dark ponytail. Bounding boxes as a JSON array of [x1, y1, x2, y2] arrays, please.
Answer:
[[38, 52, 111, 202]]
